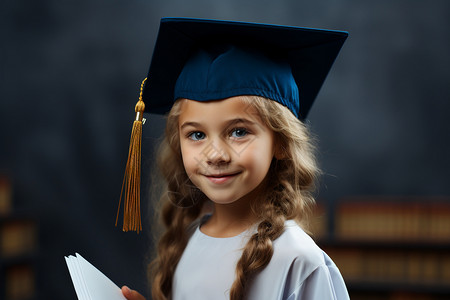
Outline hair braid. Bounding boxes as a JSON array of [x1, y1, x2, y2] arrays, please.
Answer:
[[150, 199, 203, 299], [230, 211, 285, 300]]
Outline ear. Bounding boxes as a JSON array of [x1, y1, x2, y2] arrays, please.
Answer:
[[273, 137, 287, 160], [274, 147, 286, 160]]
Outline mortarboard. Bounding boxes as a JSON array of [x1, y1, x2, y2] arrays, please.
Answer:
[[116, 18, 348, 232], [144, 17, 348, 119]]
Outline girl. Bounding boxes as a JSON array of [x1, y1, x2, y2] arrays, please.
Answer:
[[120, 18, 349, 300]]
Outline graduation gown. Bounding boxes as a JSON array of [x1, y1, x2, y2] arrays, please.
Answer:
[[172, 219, 349, 300]]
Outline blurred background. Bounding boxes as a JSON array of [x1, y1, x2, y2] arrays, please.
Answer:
[[1, 1, 449, 299]]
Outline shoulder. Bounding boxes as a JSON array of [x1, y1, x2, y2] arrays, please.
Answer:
[[256, 220, 328, 284], [273, 220, 325, 268], [248, 220, 349, 299]]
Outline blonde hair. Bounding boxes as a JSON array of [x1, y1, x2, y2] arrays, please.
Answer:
[[149, 96, 320, 300]]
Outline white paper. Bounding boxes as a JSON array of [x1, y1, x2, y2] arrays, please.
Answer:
[[65, 253, 127, 300]]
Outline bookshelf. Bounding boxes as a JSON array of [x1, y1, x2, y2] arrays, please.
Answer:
[[0, 176, 39, 300], [312, 197, 450, 300]]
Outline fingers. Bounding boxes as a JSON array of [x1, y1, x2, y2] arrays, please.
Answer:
[[121, 286, 146, 300]]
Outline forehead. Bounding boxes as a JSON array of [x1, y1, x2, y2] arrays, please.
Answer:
[[178, 96, 261, 124]]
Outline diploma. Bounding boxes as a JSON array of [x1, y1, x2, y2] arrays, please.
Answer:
[[65, 253, 126, 300]]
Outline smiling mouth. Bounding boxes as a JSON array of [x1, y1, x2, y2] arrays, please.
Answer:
[[204, 172, 241, 184]]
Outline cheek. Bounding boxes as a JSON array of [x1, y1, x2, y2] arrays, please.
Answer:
[[241, 142, 274, 172], [180, 144, 202, 176], [180, 144, 193, 174]]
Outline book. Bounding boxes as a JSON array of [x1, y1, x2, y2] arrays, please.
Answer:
[[335, 197, 450, 242], [0, 175, 12, 215], [65, 253, 126, 300], [1, 219, 37, 258], [5, 264, 35, 300]]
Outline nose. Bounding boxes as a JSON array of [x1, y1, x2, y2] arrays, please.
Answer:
[[202, 139, 231, 166]]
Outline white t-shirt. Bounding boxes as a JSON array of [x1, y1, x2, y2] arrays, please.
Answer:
[[173, 219, 349, 300]]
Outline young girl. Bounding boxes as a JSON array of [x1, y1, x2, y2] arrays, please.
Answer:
[[120, 18, 349, 300]]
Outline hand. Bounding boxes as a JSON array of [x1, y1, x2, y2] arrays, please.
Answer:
[[121, 286, 146, 300]]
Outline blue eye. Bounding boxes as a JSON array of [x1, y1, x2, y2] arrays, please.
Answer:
[[230, 128, 248, 138], [188, 131, 206, 141]]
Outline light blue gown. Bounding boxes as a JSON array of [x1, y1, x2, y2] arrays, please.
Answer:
[[173, 220, 350, 300]]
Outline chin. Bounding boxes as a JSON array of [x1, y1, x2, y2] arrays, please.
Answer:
[[206, 197, 238, 205]]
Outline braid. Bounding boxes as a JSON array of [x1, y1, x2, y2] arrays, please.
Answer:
[[149, 166, 206, 299], [150, 199, 203, 299], [230, 212, 285, 300]]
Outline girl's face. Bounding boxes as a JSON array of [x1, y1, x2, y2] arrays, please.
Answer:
[[178, 96, 275, 206]]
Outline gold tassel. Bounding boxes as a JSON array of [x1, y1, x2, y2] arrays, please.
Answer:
[[116, 78, 147, 233]]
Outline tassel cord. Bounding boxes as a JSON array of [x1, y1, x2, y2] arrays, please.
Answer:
[[116, 78, 147, 233]]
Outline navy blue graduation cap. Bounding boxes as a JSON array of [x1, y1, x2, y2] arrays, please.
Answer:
[[144, 17, 348, 119], [116, 18, 348, 232]]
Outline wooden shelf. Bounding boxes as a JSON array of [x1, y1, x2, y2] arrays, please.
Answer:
[[311, 197, 450, 300]]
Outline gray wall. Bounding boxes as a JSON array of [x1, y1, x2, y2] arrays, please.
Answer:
[[1, 1, 449, 299]]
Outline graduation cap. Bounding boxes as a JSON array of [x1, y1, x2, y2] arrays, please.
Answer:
[[116, 18, 348, 233]]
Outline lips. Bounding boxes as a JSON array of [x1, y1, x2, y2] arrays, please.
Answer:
[[204, 172, 241, 184]]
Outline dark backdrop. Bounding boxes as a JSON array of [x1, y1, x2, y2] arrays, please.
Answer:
[[1, 1, 449, 299]]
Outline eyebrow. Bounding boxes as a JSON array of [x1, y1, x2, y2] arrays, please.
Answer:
[[180, 118, 256, 130], [180, 121, 202, 130]]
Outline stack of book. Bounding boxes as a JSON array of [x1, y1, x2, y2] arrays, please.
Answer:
[[321, 197, 450, 300], [335, 197, 450, 242]]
